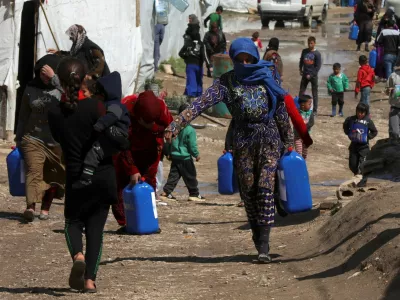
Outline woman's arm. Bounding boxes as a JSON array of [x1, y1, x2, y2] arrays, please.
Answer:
[[274, 98, 294, 151], [166, 79, 228, 137]]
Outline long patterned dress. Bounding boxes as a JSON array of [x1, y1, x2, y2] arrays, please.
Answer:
[[169, 71, 293, 226]]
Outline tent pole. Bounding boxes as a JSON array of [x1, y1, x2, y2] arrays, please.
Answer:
[[133, 0, 141, 94], [39, 1, 60, 50]]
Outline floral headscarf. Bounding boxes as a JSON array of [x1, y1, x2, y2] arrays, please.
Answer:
[[66, 24, 87, 56]]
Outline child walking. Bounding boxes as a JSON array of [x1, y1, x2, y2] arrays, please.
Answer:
[[299, 36, 322, 115], [251, 32, 263, 50], [355, 55, 375, 105], [386, 64, 400, 138], [327, 63, 349, 117], [161, 104, 204, 202], [343, 103, 378, 182], [294, 95, 314, 160]]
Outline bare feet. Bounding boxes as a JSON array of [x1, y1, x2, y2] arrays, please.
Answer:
[[85, 279, 96, 290], [74, 252, 85, 262]]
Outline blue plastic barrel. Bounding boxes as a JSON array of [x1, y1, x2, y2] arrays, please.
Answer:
[[123, 179, 159, 234], [369, 49, 377, 68], [6, 147, 26, 197], [217, 152, 239, 195], [349, 24, 359, 40], [278, 148, 312, 214]]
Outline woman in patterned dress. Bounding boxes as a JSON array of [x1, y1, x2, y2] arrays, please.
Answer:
[[165, 38, 294, 263]]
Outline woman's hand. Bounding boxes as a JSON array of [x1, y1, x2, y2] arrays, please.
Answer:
[[130, 173, 141, 186], [41, 65, 55, 79], [47, 48, 58, 54], [164, 131, 173, 143]]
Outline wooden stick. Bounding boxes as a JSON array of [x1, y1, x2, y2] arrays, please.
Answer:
[[200, 113, 227, 127], [39, 1, 60, 51]]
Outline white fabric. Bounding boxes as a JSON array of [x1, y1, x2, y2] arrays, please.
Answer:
[[0, 0, 23, 132], [205, 0, 257, 13], [36, 0, 142, 97]]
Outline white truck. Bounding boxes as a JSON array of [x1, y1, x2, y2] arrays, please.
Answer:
[[257, 0, 329, 27]]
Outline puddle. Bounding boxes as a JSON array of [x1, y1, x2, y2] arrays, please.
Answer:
[[312, 179, 346, 187], [222, 15, 261, 34], [332, 13, 354, 19]]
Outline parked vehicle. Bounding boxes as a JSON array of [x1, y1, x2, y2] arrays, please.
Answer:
[[257, 0, 329, 27]]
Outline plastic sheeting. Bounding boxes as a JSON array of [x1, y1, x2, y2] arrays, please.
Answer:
[[0, 0, 23, 132], [36, 0, 142, 97]]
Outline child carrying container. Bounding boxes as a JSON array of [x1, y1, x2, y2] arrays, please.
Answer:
[[327, 63, 349, 117], [294, 95, 314, 160]]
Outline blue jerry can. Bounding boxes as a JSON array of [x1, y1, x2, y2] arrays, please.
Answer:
[[123, 179, 159, 234], [349, 24, 359, 40], [217, 152, 239, 195], [348, 0, 355, 6], [6, 147, 26, 197], [369, 49, 377, 68], [278, 148, 312, 214]]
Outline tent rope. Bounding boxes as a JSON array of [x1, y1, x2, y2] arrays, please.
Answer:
[[39, 1, 60, 51]]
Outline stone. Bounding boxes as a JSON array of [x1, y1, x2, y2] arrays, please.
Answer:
[[319, 200, 339, 210], [183, 227, 196, 234]]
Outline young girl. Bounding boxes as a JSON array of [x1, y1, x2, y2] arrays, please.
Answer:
[[165, 38, 294, 263], [48, 58, 117, 293], [294, 95, 314, 160], [251, 32, 263, 50]]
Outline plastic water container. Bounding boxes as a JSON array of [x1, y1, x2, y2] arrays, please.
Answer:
[[123, 178, 159, 234], [170, 0, 189, 12], [6, 147, 26, 197], [294, 96, 300, 109], [369, 49, 377, 68], [348, 0, 355, 6], [217, 152, 239, 195], [278, 148, 312, 214], [349, 24, 359, 40]]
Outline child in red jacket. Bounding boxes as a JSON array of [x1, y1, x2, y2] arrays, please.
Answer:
[[112, 91, 172, 230], [355, 55, 375, 106], [252, 32, 263, 50]]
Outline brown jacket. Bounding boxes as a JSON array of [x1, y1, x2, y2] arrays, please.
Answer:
[[263, 49, 283, 78]]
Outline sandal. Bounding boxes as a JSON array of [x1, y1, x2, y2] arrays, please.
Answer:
[[84, 283, 97, 293], [23, 209, 35, 222], [68, 260, 86, 291], [39, 211, 49, 220]]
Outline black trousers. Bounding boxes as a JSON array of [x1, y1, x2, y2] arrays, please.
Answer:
[[349, 143, 370, 175], [357, 20, 373, 45], [64, 204, 110, 281], [332, 92, 344, 111], [84, 126, 129, 170], [163, 159, 199, 196], [299, 75, 319, 112]]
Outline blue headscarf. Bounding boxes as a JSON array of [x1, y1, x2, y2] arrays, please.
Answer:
[[229, 37, 287, 118]]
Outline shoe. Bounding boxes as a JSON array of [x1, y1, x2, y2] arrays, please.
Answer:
[[356, 45, 361, 51], [160, 192, 177, 201], [339, 112, 344, 117], [357, 177, 368, 188], [72, 178, 92, 190], [23, 209, 35, 222], [207, 70, 212, 78], [39, 213, 49, 221], [68, 260, 86, 291], [258, 253, 272, 263], [188, 195, 206, 202], [330, 114, 335, 117], [116, 226, 127, 234]]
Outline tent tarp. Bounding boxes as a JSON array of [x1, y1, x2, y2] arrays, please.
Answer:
[[37, 0, 142, 97]]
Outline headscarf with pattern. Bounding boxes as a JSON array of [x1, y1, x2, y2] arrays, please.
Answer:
[[65, 24, 87, 56]]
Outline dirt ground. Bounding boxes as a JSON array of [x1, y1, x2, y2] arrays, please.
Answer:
[[1, 6, 399, 300]]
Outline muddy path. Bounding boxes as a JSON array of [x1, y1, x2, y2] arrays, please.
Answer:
[[0, 6, 396, 300]]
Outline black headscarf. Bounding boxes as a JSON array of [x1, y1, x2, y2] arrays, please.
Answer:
[[27, 54, 61, 90], [267, 38, 280, 51]]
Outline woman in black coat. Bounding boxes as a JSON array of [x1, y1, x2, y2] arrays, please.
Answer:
[[355, 0, 375, 52]]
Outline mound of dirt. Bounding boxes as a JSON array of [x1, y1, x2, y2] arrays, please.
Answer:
[[363, 139, 400, 179], [317, 183, 400, 298]]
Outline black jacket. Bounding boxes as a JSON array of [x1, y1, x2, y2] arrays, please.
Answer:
[[376, 28, 400, 55], [203, 30, 226, 57], [343, 115, 378, 149], [355, 0, 375, 22], [179, 24, 205, 66]]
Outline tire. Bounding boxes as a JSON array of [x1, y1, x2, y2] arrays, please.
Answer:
[[261, 16, 270, 27], [303, 9, 312, 27], [320, 7, 327, 23]]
